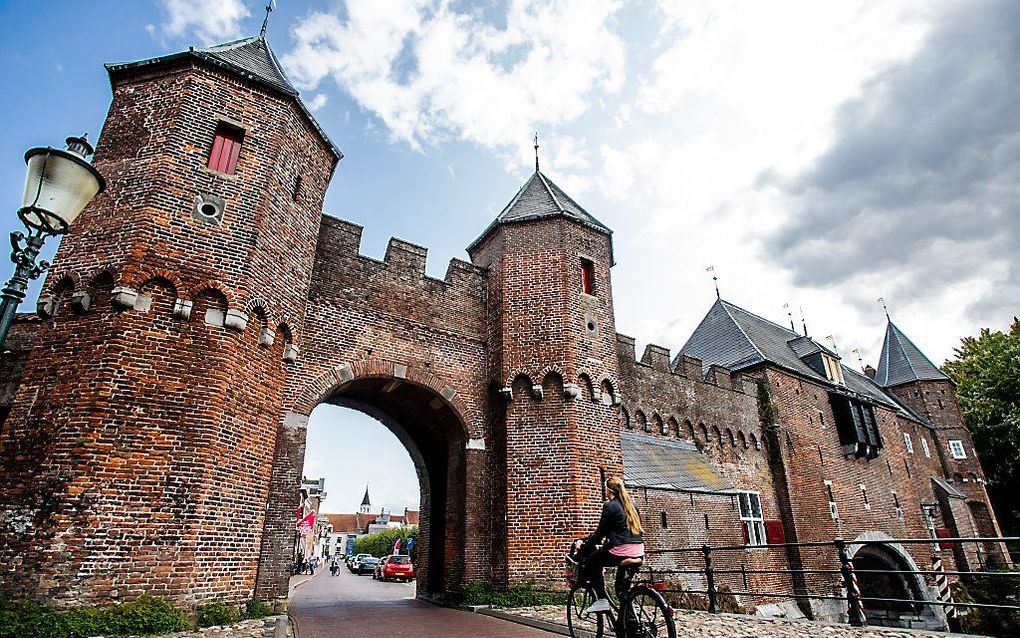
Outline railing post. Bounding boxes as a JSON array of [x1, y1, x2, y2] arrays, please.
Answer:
[[702, 544, 719, 613], [836, 539, 866, 627]]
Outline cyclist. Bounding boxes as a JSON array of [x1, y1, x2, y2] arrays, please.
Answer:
[[577, 476, 644, 614]]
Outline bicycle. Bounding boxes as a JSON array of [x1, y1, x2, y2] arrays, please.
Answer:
[[564, 542, 676, 638]]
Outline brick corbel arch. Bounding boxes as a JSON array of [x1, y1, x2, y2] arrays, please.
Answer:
[[292, 359, 475, 435]]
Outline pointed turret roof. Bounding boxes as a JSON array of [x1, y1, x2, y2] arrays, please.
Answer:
[[361, 485, 371, 507], [105, 36, 341, 160], [467, 170, 610, 252], [875, 320, 950, 388]]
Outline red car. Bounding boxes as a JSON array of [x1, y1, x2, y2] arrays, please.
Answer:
[[375, 554, 415, 582]]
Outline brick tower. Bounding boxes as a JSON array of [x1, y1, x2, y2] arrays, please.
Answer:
[[875, 318, 1006, 552], [468, 166, 623, 587], [0, 36, 340, 606]]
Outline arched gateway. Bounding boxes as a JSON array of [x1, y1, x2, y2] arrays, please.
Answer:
[[0, 34, 622, 609]]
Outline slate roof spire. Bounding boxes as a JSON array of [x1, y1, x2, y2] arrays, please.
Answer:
[[875, 319, 950, 388], [361, 484, 371, 507], [467, 166, 611, 252]]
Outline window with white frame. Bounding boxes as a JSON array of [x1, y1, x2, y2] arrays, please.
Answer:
[[920, 437, 930, 458], [949, 440, 967, 459], [738, 492, 766, 546], [903, 432, 914, 454]]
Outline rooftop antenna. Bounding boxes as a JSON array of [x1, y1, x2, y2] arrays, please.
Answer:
[[706, 266, 719, 298], [851, 348, 865, 372], [260, 0, 276, 38], [534, 131, 540, 172], [800, 306, 808, 336], [878, 296, 889, 319], [783, 303, 795, 332]]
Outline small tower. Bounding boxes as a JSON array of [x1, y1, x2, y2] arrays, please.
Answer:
[[876, 318, 1004, 544], [360, 485, 372, 515], [0, 34, 340, 607], [468, 164, 623, 588]]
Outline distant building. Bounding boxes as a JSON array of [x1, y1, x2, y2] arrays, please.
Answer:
[[295, 477, 328, 561], [320, 485, 419, 556]]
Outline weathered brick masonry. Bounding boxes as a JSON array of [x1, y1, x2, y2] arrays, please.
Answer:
[[0, 34, 1006, 629]]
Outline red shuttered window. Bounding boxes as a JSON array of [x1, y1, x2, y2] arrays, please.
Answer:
[[207, 123, 244, 175], [580, 258, 595, 295]]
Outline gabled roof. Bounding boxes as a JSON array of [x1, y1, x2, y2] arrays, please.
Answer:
[[681, 298, 898, 408], [876, 320, 950, 388], [467, 170, 610, 252], [105, 36, 341, 160], [622, 431, 733, 492]]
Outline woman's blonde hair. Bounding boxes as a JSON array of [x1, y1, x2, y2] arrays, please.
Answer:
[[606, 476, 642, 535]]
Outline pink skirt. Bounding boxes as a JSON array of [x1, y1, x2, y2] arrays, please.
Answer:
[[609, 543, 644, 558]]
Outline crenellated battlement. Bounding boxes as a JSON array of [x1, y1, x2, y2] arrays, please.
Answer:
[[615, 332, 750, 394], [315, 215, 488, 294]]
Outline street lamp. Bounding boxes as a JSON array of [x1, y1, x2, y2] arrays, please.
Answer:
[[0, 135, 105, 347]]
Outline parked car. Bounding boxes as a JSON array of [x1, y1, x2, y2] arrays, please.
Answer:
[[348, 553, 372, 573], [374, 554, 415, 582], [357, 556, 381, 575]]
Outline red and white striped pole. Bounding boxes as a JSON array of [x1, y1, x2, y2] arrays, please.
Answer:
[[932, 552, 957, 621]]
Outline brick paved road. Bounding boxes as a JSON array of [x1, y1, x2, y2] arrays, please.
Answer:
[[289, 569, 553, 638]]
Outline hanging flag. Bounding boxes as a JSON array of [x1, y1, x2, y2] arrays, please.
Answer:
[[296, 511, 316, 534]]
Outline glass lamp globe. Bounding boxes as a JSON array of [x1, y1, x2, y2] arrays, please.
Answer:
[[19, 135, 105, 234]]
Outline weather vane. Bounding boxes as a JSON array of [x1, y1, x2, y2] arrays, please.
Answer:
[[706, 266, 719, 298], [260, 0, 276, 38], [877, 296, 889, 318], [784, 303, 795, 332], [534, 132, 540, 172]]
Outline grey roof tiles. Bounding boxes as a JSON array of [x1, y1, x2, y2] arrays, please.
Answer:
[[622, 431, 733, 492], [876, 320, 950, 387]]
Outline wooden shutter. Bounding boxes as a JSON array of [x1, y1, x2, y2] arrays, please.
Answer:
[[207, 124, 244, 175], [935, 527, 953, 550], [580, 259, 595, 295], [765, 520, 785, 545]]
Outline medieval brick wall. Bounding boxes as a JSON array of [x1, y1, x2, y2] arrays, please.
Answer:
[[253, 214, 495, 601]]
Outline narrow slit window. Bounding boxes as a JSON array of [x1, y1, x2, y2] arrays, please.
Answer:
[[207, 123, 244, 175], [293, 175, 302, 201], [580, 258, 595, 295]]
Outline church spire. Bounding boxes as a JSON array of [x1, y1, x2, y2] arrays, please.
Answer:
[[359, 484, 371, 514]]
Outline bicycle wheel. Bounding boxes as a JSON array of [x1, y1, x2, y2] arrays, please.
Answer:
[[566, 583, 605, 638], [621, 586, 676, 638]]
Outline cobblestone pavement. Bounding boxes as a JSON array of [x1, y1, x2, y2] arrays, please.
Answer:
[[288, 568, 552, 637], [499, 605, 975, 637], [123, 616, 284, 638]]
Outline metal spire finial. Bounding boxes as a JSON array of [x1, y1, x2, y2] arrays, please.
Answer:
[[534, 131, 540, 172], [260, 1, 275, 38], [878, 296, 889, 319], [851, 348, 865, 373], [784, 303, 795, 332], [800, 306, 808, 336], [706, 266, 719, 298]]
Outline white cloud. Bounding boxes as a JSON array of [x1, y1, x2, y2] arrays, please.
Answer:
[[307, 93, 329, 111], [283, 0, 625, 162], [148, 0, 251, 45]]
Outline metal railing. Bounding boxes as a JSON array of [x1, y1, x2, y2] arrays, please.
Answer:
[[643, 536, 1019, 630]]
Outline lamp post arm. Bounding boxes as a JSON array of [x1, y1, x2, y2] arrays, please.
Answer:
[[0, 230, 50, 350]]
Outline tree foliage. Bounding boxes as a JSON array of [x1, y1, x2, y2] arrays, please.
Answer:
[[353, 525, 418, 560], [942, 318, 1020, 532]]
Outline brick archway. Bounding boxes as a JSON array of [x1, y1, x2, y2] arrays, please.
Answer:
[[255, 362, 471, 603]]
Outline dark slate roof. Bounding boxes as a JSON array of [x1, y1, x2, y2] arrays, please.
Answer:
[[681, 298, 904, 410], [105, 36, 342, 160], [467, 171, 610, 251], [361, 486, 371, 507], [621, 431, 733, 492], [875, 320, 950, 387]]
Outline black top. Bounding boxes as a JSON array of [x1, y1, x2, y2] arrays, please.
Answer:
[[584, 498, 643, 550]]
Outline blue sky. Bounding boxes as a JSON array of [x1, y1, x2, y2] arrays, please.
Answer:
[[2, 1, 1017, 513]]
